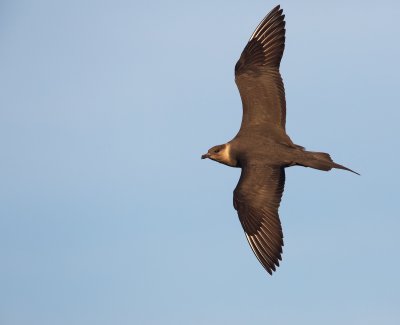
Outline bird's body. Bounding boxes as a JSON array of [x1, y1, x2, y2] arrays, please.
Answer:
[[231, 130, 298, 166], [202, 5, 357, 275]]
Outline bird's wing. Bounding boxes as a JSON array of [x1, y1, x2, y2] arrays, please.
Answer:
[[233, 164, 285, 275], [235, 5, 286, 131]]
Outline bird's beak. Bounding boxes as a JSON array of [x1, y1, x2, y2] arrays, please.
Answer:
[[201, 153, 210, 159]]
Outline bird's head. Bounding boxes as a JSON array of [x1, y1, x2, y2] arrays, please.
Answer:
[[201, 143, 237, 167]]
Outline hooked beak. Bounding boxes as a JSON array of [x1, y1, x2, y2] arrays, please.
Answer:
[[201, 153, 210, 159]]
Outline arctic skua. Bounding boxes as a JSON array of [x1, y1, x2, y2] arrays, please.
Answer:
[[202, 5, 358, 275]]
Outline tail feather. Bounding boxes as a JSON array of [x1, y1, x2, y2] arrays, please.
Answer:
[[331, 161, 360, 175], [296, 151, 359, 175]]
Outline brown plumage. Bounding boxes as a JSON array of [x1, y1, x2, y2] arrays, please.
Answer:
[[201, 5, 358, 275]]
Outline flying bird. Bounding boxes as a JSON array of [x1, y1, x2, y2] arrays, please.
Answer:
[[201, 5, 358, 275]]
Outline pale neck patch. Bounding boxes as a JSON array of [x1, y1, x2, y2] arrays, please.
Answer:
[[222, 143, 233, 165]]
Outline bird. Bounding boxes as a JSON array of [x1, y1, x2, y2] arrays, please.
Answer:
[[201, 5, 358, 275]]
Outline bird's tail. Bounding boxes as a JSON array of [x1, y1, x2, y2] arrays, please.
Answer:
[[295, 151, 359, 175]]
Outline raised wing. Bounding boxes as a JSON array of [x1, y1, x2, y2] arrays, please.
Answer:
[[235, 5, 286, 131], [233, 164, 285, 275]]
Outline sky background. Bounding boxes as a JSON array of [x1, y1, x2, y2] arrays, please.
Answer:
[[1, 0, 399, 324]]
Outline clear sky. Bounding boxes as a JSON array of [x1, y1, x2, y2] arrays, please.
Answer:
[[1, 0, 399, 324]]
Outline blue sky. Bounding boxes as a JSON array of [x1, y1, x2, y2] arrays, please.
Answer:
[[0, 0, 399, 324]]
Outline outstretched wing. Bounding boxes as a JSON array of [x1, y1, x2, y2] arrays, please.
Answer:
[[233, 164, 285, 275], [235, 5, 286, 131]]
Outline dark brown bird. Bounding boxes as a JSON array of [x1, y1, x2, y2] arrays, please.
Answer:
[[201, 5, 358, 275]]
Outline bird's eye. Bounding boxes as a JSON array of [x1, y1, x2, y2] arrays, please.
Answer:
[[214, 149, 220, 153]]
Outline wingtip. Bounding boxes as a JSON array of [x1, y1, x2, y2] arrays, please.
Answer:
[[272, 4, 280, 11], [270, 5, 284, 19], [275, 5, 284, 14]]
